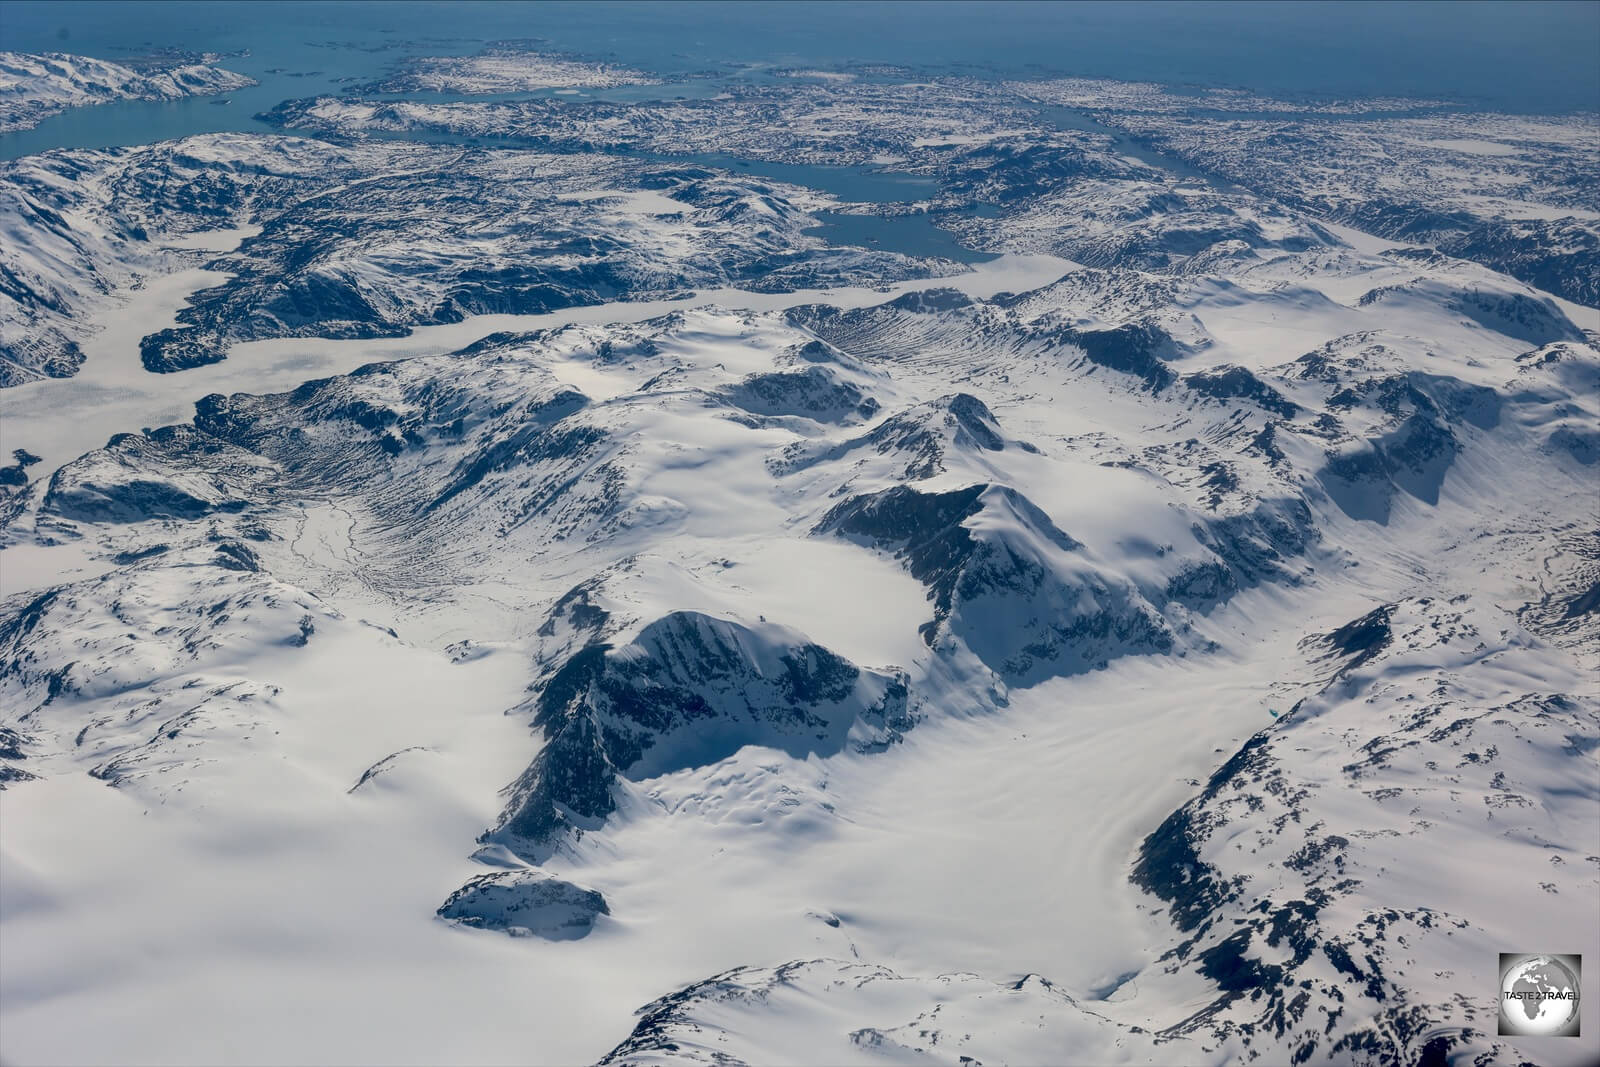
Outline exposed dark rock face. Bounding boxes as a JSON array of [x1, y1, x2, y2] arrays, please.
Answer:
[[1565, 580, 1600, 619], [42, 428, 259, 525], [1372, 414, 1457, 506], [0, 449, 40, 488], [347, 747, 426, 793], [437, 869, 608, 939], [816, 483, 989, 640], [1307, 604, 1395, 675], [596, 957, 1137, 1065], [1315, 371, 1502, 523], [109, 544, 170, 565], [782, 289, 1002, 366], [1445, 286, 1585, 347], [1184, 365, 1299, 417], [1441, 218, 1600, 311], [1353, 211, 1600, 310], [1163, 558, 1238, 612], [185, 355, 623, 544], [123, 161, 944, 375], [486, 611, 912, 857], [140, 327, 230, 374], [212, 540, 262, 572], [0, 449, 41, 530], [1132, 733, 1268, 933], [884, 287, 974, 313], [50, 476, 219, 523], [1117, 136, 1599, 306], [537, 577, 614, 642], [0, 725, 36, 788], [496, 685, 618, 847], [817, 483, 1173, 682], [717, 365, 878, 425], [942, 139, 1159, 203], [3, 138, 366, 388], [1, 111, 1589, 1065], [0, 333, 84, 387], [772, 393, 1009, 480], [1128, 597, 1585, 1065], [1193, 497, 1316, 590], [851, 392, 1006, 477], [1056, 322, 1178, 391]]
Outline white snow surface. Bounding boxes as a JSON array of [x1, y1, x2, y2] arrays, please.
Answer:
[[0, 51, 254, 132], [366, 48, 658, 93], [0, 110, 1597, 1067]]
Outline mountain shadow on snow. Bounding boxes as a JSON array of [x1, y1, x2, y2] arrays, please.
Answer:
[[483, 611, 912, 859], [816, 483, 1175, 684]]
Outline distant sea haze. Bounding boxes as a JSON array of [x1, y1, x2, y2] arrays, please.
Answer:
[[2, 0, 1597, 111]]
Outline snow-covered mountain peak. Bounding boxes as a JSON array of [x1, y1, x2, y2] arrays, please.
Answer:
[[2, 42, 1597, 1067]]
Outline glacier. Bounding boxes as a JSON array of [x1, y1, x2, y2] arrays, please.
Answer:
[[0, 28, 1597, 1067]]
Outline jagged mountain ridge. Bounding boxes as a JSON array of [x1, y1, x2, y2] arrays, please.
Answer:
[[1, 57, 1598, 1066], [485, 610, 912, 860], [0, 136, 950, 386], [0, 51, 255, 133]]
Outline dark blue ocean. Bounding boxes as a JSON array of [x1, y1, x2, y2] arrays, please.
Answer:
[[1, 0, 1596, 163]]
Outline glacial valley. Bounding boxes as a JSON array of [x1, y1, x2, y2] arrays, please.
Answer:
[[1, 33, 1597, 1067]]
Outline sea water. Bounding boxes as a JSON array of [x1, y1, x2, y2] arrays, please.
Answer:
[[2, 0, 1594, 263], [3, 0, 1596, 163]]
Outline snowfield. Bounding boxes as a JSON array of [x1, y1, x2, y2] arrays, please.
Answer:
[[1, 61, 1597, 1067], [360, 44, 659, 94]]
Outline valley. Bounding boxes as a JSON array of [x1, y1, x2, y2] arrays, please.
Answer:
[[1, 22, 1596, 1067]]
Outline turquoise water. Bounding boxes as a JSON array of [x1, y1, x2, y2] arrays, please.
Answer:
[[6, 1, 1597, 111], [2, 0, 1595, 163], [2, 1, 1593, 263], [803, 209, 1002, 265]]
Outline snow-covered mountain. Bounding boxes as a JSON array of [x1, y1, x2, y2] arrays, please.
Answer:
[[1, 55, 1597, 1067], [358, 42, 658, 94], [0, 136, 950, 386], [0, 51, 254, 132]]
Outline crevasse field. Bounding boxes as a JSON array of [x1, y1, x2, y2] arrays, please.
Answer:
[[1, 4, 1597, 1065]]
